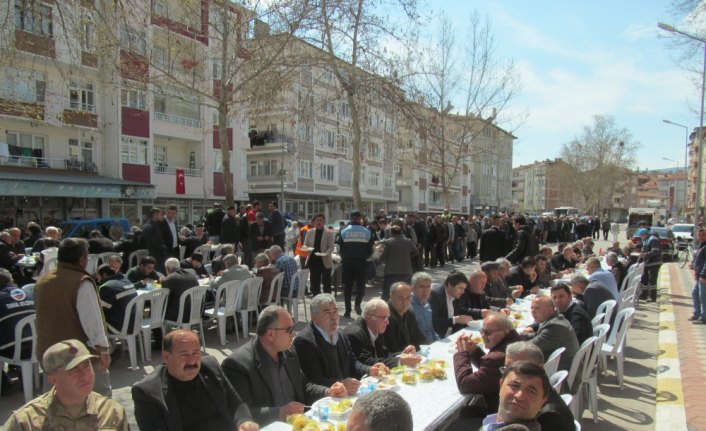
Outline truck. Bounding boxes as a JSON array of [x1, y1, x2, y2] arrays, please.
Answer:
[[626, 207, 660, 239]]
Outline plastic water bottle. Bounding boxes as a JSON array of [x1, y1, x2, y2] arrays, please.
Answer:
[[146, 282, 153, 291]]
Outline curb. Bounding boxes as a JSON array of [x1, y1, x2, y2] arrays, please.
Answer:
[[655, 264, 688, 431]]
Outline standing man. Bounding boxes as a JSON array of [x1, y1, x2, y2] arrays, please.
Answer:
[[637, 228, 662, 301], [379, 221, 418, 301], [3, 339, 128, 430], [268, 201, 286, 250], [407, 213, 427, 272], [132, 330, 258, 431], [35, 238, 112, 396], [249, 213, 273, 260], [690, 228, 706, 323], [338, 210, 374, 317], [303, 213, 335, 295], [205, 202, 225, 243], [506, 215, 539, 265], [479, 214, 507, 263], [143, 207, 168, 274], [161, 204, 180, 258], [221, 205, 241, 246]]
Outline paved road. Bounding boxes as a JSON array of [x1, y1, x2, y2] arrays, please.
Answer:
[[0, 231, 672, 430]]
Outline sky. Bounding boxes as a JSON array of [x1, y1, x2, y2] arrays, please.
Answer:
[[428, 0, 697, 170]]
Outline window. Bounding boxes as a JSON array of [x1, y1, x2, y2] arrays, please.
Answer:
[[213, 149, 223, 173], [0, 69, 44, 103], [68, 139, 93, 162], [249, 160, 257, 177], [299, 160, 313, 179], [320, 164, 335, 182], [80, 16, 94, 52], [6, 131, 45, 152], [368, 142, 380, 158], [14, 0, 52, 37], [340, 103, 350, 118], [154, 86, 200, 127], [320, 130, 335, 149], [68, 81, 95, 112], [120, 25, 146, 56], [154, 145, 167, 164], [153, 46, 168, 69], [429, 190, 442, 205], [249, 160, 278, 176], [369, 170, 380, 187], [384, 173, 392, 188], [212, 58, 222, 80], [120, 137, 148, 164], [120, 82, 147, 110]]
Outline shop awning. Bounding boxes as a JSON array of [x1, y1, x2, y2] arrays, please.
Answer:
[[0, 170, 156, 199]]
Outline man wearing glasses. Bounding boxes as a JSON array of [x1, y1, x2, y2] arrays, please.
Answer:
[[453, 313, 521, 418], [344, 298, 422, 368], [222, 306, 347, 425]]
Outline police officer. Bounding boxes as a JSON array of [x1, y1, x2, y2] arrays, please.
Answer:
[[338, 210, 375, 318], [96, 264, 137, 335], [3, 339, 129, 430], [0, 268, 33, 360]]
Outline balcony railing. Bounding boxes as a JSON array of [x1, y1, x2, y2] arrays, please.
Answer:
[[154, 111, 201, 128], [154, 164, 201, 176], [0, 155, 97, 172]]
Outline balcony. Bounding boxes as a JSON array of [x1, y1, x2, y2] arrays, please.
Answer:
[[154, 164, 201, 177], [154, 111, 201, 128], [0, 155, 97, 172]]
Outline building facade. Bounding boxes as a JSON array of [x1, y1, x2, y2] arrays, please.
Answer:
[[511, 158, 573, 214]]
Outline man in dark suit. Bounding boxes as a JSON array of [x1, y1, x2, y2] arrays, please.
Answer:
[[205, 202, 225, 243], [222, 306, 347, 425], [505, 215, 539, 265], [132, 330, 257, 431], [143, 207, 168, 274], [479, 214, 508, 263], [294, 294, 389, 396], [570, 274, 615, 320], [161, 205, 180, 259], [248, 212, 273, 257], [384, 282, 428, 353], [162, 257, 199, 322], [428, 271, 473, 339], [345, 298, 423, 368], [520, 296, 579, 372], [87, 230, 115, 254], [551, 283, 593, 344], [456, 270, 495, 320]]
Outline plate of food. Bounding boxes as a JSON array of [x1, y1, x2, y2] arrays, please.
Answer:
[[418, 365, 448, 381], [361, 375, 399, 391], [299, 245, 314, 252], [312, 397, 355, 419], [287, 414, 337, 431]]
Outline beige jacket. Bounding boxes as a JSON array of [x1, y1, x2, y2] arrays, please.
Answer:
[[303, 228, 335, 269]]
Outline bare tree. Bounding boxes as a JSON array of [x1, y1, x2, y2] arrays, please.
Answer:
[[559, 114, 640, 215], [400, 12, 521, 209]]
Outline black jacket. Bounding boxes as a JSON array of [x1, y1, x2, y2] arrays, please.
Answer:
[[479, 226, 508, 262], [428, 283, 465, 339], [206, 208, 226, 236], [221, 215, 240, 244], [505, 225, 538, 265], [456, 289, 491, 320], [132, 356, 252, 431], [383, 306, 428, 353], [344, 317, 399, 367], [506, 266, 539, 299], [221, 338, 328, 425], [293, 322, 370, 387], [538, 387, 576, 431], [88, 237, 115, 254], [162, 269, 200, 322], [143, 220, 167, 264], [579, 281, 615, 319], [561, 301, 593, 344], [248, 221, 274, 252]]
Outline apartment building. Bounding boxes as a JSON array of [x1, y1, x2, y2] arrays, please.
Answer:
[[511, 158, 573, 214], [0, 0, 248, 227]]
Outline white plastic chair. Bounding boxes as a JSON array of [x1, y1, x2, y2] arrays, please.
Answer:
[[595, 299, 616, 326], [582, 324, 610, 422], [261, 272, 284, 309], [544, 346, 566, 378], [575, 419, 581, 431], [616, 285, 636, 317], [600, 307, 635, 389], [164, 286, 209, 350], [550, 370, 569, 392], [179, 245, 187, 260], [138, 288, 170, 362], [21, 283, 35, 297], [204, 280, 243, 345], [237, 277, 263, 338], [194, 245, 211, 263], [0, 314, 39, 402], [106, 295, 142, 370], [129, 249, 149, 268], [86, 254, 100, 275], [560, 393, 573, 408], [97, 252, 120, 266], [566, 335, 596, 402], [590, 313, 605, 328], [281, 269, 309, 322], [39, 246, 58, 276]]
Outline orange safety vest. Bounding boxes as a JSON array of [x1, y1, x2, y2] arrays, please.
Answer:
[[295, 224, 312, 257]]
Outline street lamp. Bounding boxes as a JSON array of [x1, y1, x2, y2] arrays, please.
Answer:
[[662, 119, 689, 221], [658, 22, 706, 226]]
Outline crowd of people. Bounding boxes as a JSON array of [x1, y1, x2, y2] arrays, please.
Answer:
[[0, 205, 665, 430]]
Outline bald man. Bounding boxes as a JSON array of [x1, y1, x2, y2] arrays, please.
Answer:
[[520, 296, 578, 372]]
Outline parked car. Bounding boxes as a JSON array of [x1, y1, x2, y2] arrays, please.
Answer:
[[671, 223, 695, 242], [58, 218, 130, 240], [631, 226, 678, 261]]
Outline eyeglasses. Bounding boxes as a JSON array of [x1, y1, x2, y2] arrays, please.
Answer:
[[373, 315, 390, 322], [480, 328, 504, 336], [271, 325, 295, 335]]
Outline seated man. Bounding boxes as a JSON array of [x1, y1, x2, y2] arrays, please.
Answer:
[[410, 272, 440, 343], [384, 282, 428, 353], [212, 254, 253, 290], [483, 262, 515, 308], [180, 252, 209, 278], [254, 252, 279, 304], [550, 245, 577, 273], [88, 230, 115, 254], [551, 283, 592, 344], [520, 295, 578, 372], [294, 294, 388, 396], [606, 252, 627, 290], [454, 313, 520, 415], [345, 298, 422, 368], [132, 330, 258, 431], [106, 254, 124, 275], [586, 256, 619, 299], [570, 274, 614, 320], [125, 256, 164, 288], [0, 268, 34, 359], [505, 342, 575, 431], [211, 244, 235, 275], [180, 226, 203, 259], [96, 264, 137, 334], [222, 306, 346, 425], [32, 226, 60, 254], [347, 390, 412, 431], [428, 271, 473, 338], [162, 257, 200, 322], [3, 339, 128, 429], [480, 361, 549, 431], [269, 246, 298, 297], [457, 270, 499, 320], [505, 256, 540, 298]]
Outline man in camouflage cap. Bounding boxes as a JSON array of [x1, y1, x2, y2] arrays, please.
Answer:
[[3, 339, 128, 430]]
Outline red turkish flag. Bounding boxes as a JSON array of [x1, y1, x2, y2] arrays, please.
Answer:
[[176, 169, 185, 194]]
